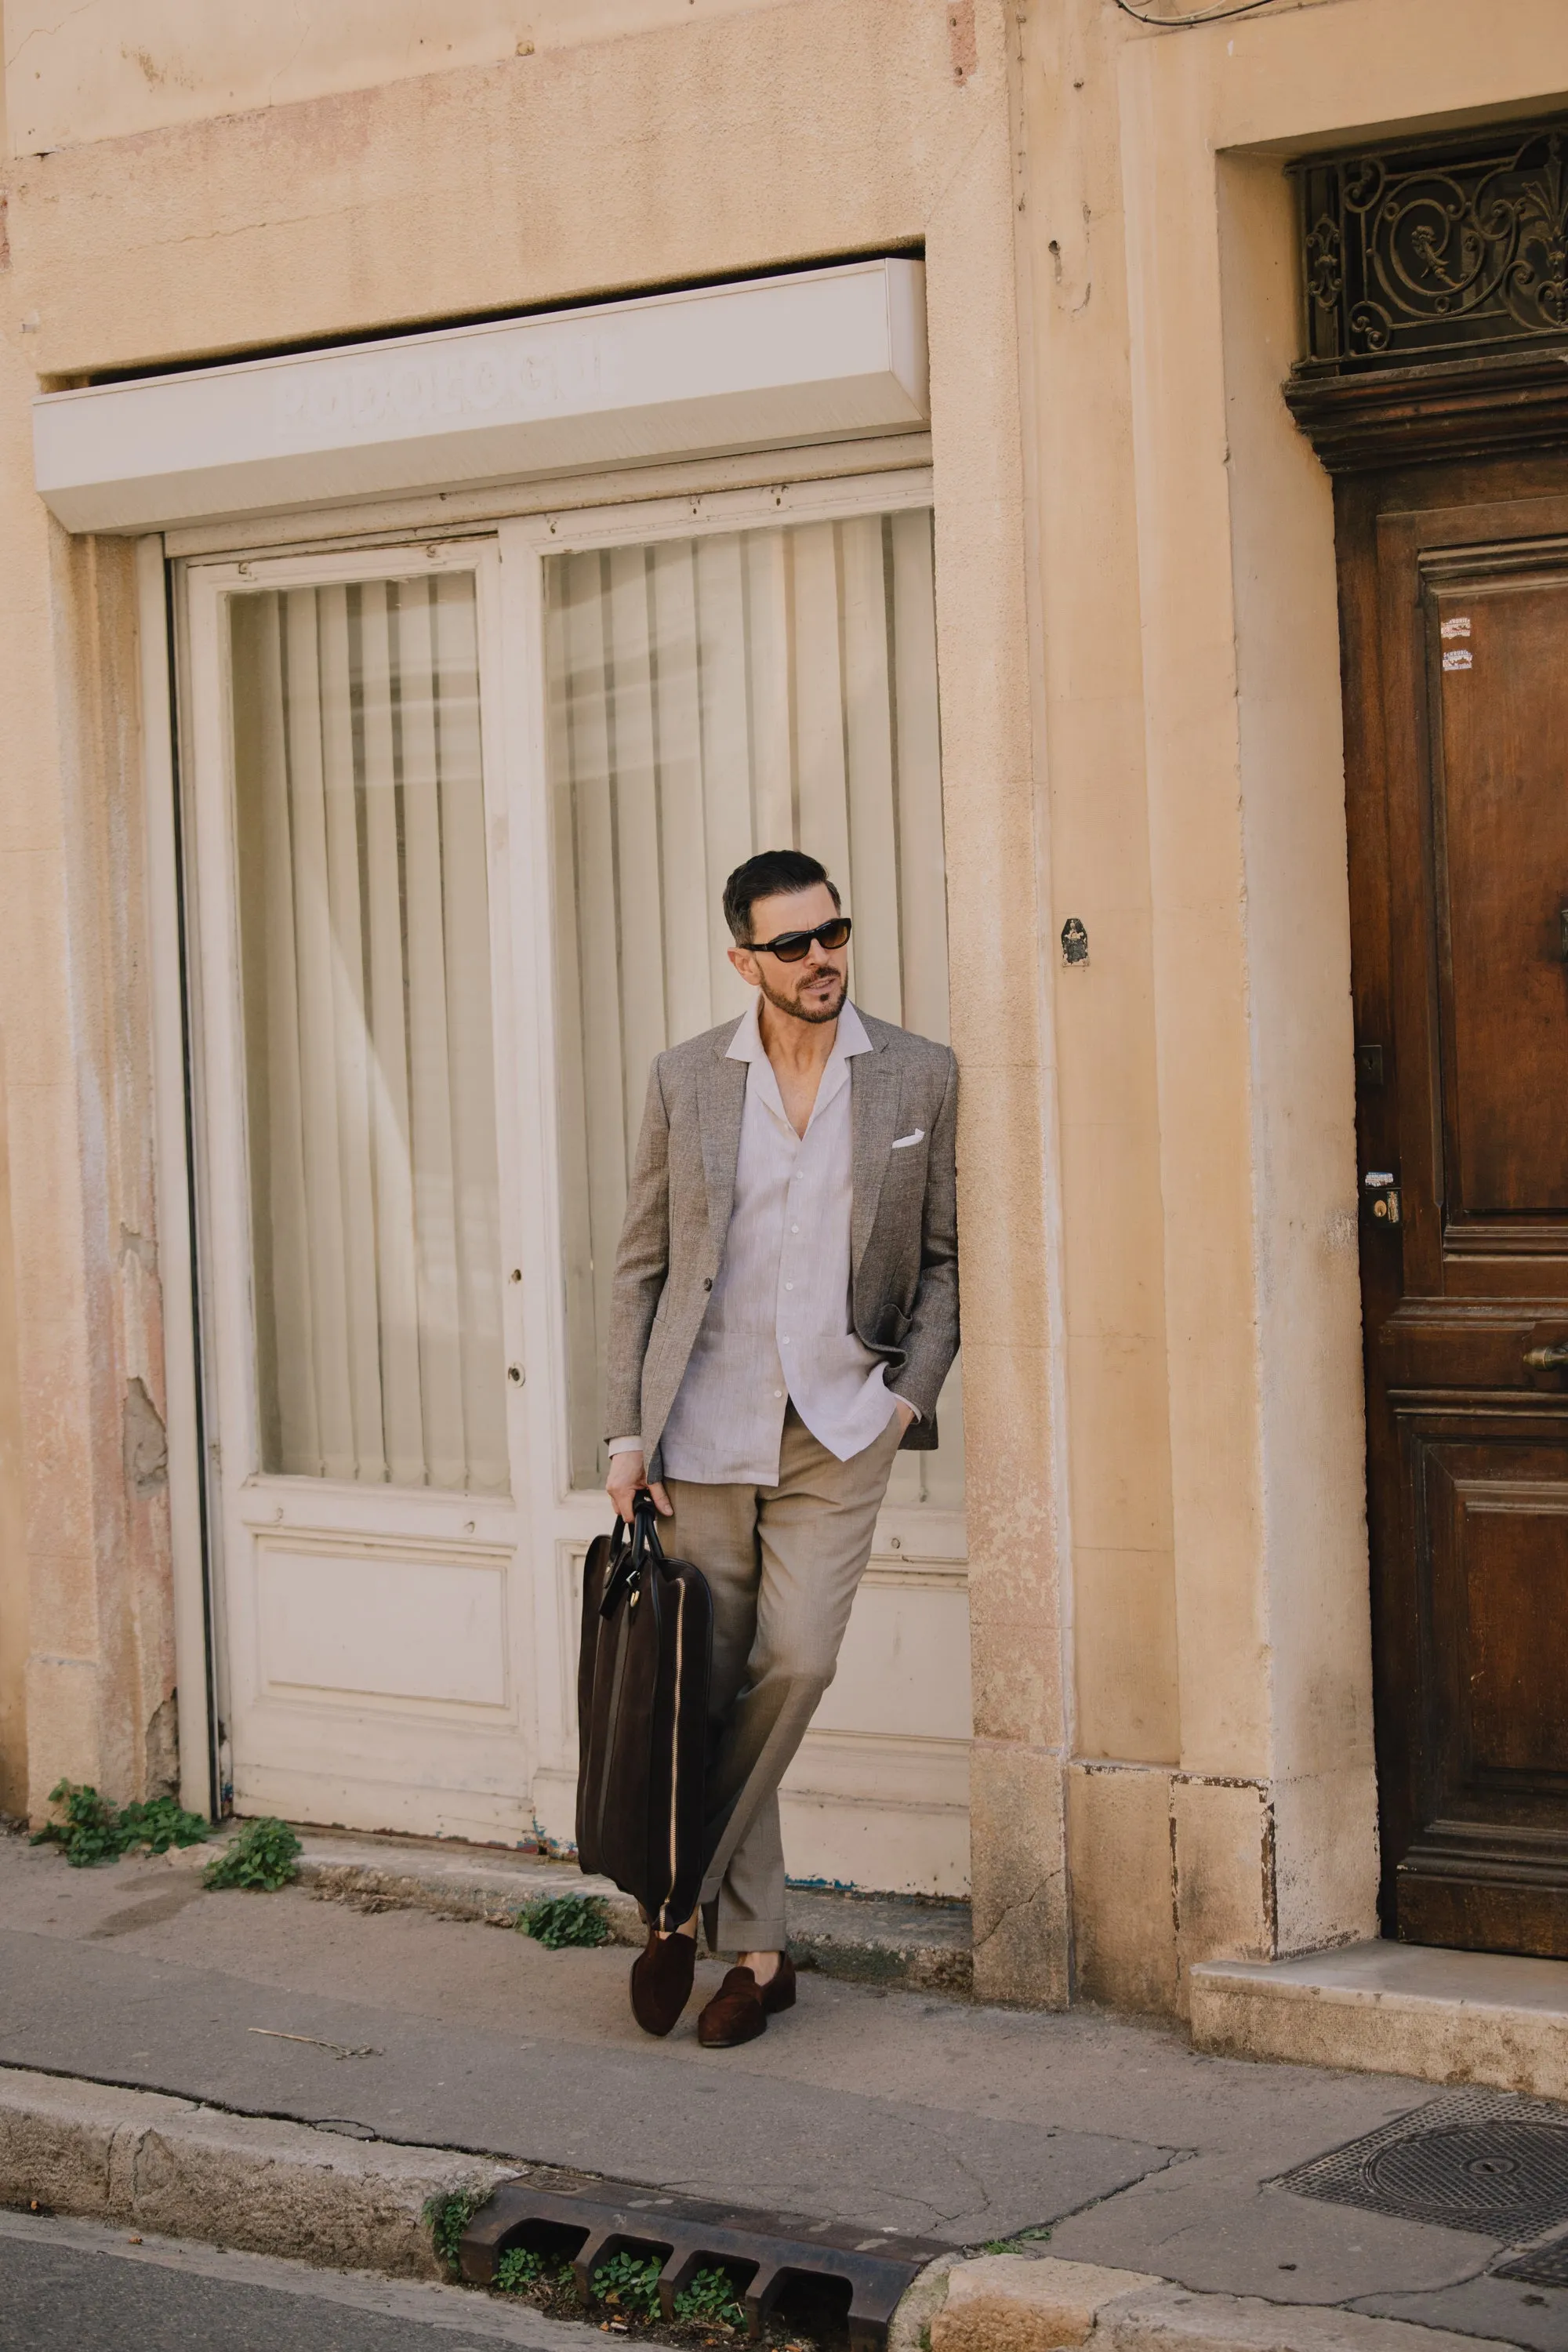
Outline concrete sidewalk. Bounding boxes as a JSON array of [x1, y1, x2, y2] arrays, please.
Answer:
[[3, 1825, 1568, 2350]]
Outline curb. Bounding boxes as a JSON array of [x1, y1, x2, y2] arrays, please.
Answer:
[[0, 2065, 513, 2279], [0, 2072, 1514, 2351], [927, 2254, 1518, 2352]]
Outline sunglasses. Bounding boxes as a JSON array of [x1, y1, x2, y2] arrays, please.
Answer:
[[748, 916, 853, 964]]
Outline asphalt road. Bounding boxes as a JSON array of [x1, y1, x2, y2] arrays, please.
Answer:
[[0, 2209, 583, 2352]]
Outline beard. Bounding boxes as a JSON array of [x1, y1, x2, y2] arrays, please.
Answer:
[[757, 966, 847, 1025]]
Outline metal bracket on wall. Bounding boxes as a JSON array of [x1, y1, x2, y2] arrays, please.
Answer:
[[459, 2177, 946, 2351]]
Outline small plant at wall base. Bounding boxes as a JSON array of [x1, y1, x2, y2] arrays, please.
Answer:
[[31, 1781, 211, 1867], [203, 1817, 302, 1891], [517, 1891, 609, 1948]]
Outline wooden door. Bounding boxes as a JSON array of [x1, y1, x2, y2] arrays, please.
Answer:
[[1345, 463, 1568, 1957]]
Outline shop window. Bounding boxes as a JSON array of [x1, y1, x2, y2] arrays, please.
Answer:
[[230, 571, 507, 1493]]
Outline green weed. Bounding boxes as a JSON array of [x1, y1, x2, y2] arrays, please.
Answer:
[[203, 1817, 302, 1891], [980, 2225, 1052, 2256], [495, 2246, 578, 2296], [672, 2266, 747, 2330], [31, 1781, 210, 1868], [424, 2187, 483, 2274], [517, 1891, 610, 1949], [592, 2249, 664, 2320]]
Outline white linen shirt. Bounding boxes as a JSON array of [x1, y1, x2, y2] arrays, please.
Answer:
[[630, 994, 902, 1485]]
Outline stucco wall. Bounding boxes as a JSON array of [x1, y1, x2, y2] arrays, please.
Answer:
[[4, 0, 793, 155]]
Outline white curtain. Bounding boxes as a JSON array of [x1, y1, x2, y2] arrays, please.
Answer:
[[230, 572, 507, 1494], [548, 509, 964, 1504]]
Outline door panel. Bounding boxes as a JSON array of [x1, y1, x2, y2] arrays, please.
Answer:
[[512, 486, 971, 1895], [1429, 577, 1568, 1220], [187, 541, 536, 1842], [1346, 470, 1568, 1956]]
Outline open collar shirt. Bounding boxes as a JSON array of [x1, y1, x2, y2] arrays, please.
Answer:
[[652, 993, 902, 1486]]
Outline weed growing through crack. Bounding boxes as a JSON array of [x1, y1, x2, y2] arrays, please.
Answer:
[[203, 1817, 302, 1891], [980, 2225, 1053, 2256], [517, 1891, 610, 1949], [31, 1781, 211, 1867]]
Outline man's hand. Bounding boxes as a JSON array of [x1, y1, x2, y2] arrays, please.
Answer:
[[606, 1450, 673, 1523], [893, 1399, 917, 1438]]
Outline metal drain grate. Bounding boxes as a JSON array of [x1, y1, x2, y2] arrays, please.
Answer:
[[459, 2176, 946, 2352], [1275, 2090, 1568, 2242]]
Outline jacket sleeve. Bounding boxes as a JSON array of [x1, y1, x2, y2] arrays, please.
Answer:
[[896, 1047, 960, 1421], [603, 1058, 671, 1445]]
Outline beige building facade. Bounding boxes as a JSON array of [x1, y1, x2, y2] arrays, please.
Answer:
[[4, 0, 1567, 2031]]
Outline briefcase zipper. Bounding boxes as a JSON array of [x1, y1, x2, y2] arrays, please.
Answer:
[[596, 1595, 634, 1862], [662, 1575, 685, 1932]]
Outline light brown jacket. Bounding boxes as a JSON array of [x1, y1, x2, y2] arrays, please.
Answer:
[[605, 1008, 959, 1474]]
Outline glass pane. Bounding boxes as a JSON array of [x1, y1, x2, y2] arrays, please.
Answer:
[[546, 510, 963, 1505], [230, 572, 507, 1494]]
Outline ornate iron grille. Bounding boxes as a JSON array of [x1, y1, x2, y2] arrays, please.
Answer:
[[1294, 118, 1568, 374]]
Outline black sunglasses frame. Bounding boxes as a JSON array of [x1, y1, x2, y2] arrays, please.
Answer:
[[746, 916, 854, 964]]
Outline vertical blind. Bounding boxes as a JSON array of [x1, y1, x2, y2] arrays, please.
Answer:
[[548, 508, 964, 1504], [230, 572, 507, 1494]]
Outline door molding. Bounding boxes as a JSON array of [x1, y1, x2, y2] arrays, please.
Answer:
[[137, 535, 218, 1818]]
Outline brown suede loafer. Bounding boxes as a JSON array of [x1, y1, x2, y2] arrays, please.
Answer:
[[630, 1929, 697, 2037], [696, 1951, 797, 2049]]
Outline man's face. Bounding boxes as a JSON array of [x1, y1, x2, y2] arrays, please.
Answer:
[[728, 881, 848, 1025]]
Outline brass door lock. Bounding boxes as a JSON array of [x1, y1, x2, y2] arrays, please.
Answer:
[[1523, 1341, 1568, 1371], [1363, 1171, 1402, 1225]]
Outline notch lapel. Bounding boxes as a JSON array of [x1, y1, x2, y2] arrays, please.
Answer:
[[696, 1030, 749, 1257], [851, 1041, 902, 1276]]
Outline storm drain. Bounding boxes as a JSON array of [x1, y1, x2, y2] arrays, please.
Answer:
[[1273, 2089, 1568, 2242], [460, 2176, 945, 2352]]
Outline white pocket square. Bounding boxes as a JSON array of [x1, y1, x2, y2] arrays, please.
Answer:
[[891, 1128, 925, 1149]]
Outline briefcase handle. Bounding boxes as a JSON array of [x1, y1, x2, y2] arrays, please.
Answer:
[[599, 1490, 666, 1618]]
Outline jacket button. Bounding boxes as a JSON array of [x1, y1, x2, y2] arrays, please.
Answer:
[[702, 1277, 713, 1290]]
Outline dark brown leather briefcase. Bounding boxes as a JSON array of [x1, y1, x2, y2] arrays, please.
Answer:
[[575, 1496, 713, 1931]]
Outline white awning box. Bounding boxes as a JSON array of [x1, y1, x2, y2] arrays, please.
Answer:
[[33, 259, 927, 534]]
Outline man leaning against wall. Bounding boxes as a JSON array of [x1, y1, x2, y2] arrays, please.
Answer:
[[603, 849, 960, 2049]]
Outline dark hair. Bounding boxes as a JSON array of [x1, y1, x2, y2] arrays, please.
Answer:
[[722, 850, 840, 944]]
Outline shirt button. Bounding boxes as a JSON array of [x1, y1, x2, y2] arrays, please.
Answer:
[[774, 1389, 783, 1399], [790, 1224, 799, 1233], [785, 1282, 794, 1291], [782, 1337, 791, 1346]]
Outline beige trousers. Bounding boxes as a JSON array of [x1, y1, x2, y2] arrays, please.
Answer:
[[661, 1403, 903, 1955]]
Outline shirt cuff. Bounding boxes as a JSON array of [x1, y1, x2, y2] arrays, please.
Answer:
[[891, 1394, 920, 1422], [606, 1436, 645, 1457]]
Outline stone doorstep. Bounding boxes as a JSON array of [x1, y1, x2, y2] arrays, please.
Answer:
[[253, 1826, 974, 1997], [0, 2074, 1516, 2352], [1189, 1940, 1568, 2103]]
